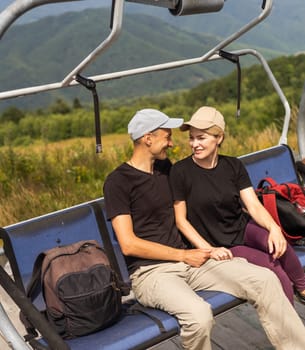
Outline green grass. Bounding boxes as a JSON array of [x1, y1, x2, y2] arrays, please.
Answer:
[[0, 120, 299, 228]]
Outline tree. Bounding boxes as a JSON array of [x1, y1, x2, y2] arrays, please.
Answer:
[[49, 98, 71, 114], [1, 106, 25, 124], [73, 98, 82, 109]]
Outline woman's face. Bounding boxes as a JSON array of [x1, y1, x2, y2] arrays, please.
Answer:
[[189, 127, 222, 161]]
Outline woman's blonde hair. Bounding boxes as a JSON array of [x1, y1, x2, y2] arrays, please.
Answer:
[[204, 125, 225, 145]]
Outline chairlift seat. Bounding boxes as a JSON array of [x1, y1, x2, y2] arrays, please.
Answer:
[[0, 199, 243, 350]]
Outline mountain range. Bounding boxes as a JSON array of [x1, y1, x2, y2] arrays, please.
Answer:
[[0, 0, 304, 110], [1, 0, 304, 54]]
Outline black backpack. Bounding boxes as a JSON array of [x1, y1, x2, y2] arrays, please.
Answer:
[[23, 240, 128, 339], [256, 177, 305, 243]]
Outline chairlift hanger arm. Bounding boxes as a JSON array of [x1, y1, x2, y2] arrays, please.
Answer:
[[0, 302, 32, 350]]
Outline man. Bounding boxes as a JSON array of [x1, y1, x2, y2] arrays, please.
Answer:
[[103, 108, 305, 350]]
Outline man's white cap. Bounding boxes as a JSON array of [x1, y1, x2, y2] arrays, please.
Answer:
[[128, 108, 184, 141]]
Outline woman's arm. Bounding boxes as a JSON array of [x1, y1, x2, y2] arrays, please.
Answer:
[[173, 200, 233, 260], [240, 187, 287, 258]]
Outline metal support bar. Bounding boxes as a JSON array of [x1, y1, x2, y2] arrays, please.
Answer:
[[0, 0, 273, 100], [61, 0, 124, 86], [235, 49, 290, 145], [0, 302, 31, 350]]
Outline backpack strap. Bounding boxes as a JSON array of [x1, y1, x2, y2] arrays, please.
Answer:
[[20, 251, 51, 339], [261, 193, 282, 228], [262, 192, 299, 241], [91, 202, 130, 296], [26, 252, 46, 300], [257, 177, 278, 189]]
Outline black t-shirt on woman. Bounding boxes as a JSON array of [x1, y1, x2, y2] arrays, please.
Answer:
[[169, 155, 252, 248]]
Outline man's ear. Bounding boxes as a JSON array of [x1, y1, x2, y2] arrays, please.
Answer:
[[143, 133, 152, 146]]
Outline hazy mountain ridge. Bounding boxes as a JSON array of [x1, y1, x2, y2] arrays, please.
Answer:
[[0, 8, 265, 110], [1, 0, 304, 54], [0, 1, 304, 110]]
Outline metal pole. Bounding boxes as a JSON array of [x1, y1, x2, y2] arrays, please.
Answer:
[[61, 0, 125, 86], [0, 302, 31, 350]]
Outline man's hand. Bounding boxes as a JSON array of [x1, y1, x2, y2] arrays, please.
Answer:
[[183, 248, 212, 267]]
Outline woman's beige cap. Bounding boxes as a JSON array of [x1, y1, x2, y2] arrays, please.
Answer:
[[180, 106, 225, 132]]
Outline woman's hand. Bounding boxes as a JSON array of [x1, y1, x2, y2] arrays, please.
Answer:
[[268, 226, 287, 259], [210, 247, 233, 261], [240, 187, 287, 260]]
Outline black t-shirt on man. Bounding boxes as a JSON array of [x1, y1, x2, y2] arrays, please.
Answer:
[[103, 162, 187, 275]]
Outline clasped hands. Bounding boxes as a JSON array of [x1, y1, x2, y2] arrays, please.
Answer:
[[183, 246, 233, 267]]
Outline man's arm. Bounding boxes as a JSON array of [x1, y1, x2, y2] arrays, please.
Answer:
[[173, 200, 233, 261], [111, 214, 211, 268]]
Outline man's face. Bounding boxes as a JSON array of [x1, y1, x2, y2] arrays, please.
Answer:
[[149, 128, 173, 160]]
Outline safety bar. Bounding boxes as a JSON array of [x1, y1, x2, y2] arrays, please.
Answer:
[[0, 0, 273, 100]]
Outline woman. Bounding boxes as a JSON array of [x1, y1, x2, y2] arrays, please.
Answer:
[[169, 106, 305, 305]]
